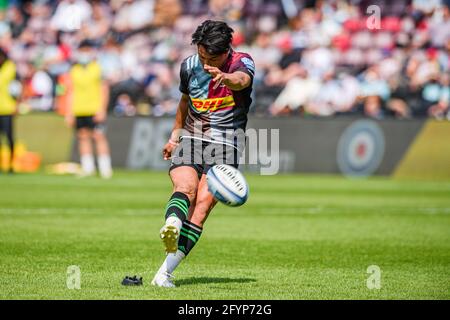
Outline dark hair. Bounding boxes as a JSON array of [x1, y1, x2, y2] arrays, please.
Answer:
[[191, 20, 234, 55], [78, 39, 96, 49]]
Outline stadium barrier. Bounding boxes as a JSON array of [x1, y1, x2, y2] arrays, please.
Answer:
[[16, 113, 73, 165], [14, 114, 450, 178]]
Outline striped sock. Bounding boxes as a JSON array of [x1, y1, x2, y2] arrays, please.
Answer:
[[178, 220, 203, 256], [165, 192, 190, 222]]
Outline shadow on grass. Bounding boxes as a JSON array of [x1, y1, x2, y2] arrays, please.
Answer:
[[176, 277, 256, 286]]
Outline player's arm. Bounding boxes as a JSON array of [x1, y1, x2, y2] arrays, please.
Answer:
[[64, 73, 75, 127], [222, 71, 252, 91], [163, 94, 189, 160], [204, 65, 252, 91], [94, 81, 110, 123]]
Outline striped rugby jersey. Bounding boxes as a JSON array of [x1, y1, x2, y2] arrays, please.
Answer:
[[179, 50, 255, 150]]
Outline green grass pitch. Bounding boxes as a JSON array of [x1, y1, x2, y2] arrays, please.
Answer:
[[0, 170, 449, 299]]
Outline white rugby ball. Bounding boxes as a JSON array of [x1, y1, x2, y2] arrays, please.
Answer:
[[206, 164, 249, 207]]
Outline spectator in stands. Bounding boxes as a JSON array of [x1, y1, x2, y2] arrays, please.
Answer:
[[426, 72, 450, 119], [268, 67, 320, 116], [51, 0, 93, 32], [0, 0, 448, 120], [306, 71, 360, 117], [153, 0, 183, 27], [112, 0, 155, 33], [359, 65, 391, 119], [82, 0, 112, 45], [305, 70, 341, 116], [264, 34, 302, 87]]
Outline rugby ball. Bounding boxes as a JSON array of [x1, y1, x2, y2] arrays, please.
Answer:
[[206, 164, 249, 207]]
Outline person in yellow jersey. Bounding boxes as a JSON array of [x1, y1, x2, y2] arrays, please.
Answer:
[[0, 48, 18, 174], [65, 40, 113, 179]]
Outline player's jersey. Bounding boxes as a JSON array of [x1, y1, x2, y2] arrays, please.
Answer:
[[69, 61, 102, 116], [179, 50, 255, 150]]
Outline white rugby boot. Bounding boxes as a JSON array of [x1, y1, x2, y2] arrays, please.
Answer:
[[151, 272, 176, 288], [151, 250, 185, 289]]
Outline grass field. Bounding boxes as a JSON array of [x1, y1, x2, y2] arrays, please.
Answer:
[[0, 170, 449, 300]]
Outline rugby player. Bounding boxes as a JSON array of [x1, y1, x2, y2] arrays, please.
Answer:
[[151, 20, 255, 288]]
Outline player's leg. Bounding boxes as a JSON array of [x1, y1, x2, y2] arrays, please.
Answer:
[[188, 174, 218, 226], [160, 165, 199, 253], [92, 124, 113, 179], [151, 165, 199, 287], [153, 143, 240, 287], [77, 119, 96, 176], [3, 115, 14, 173], [152, 173, 216, 286], [152, 172, 217, 287], [176, 173, 217, 257], [176, 143, 241, 256], [158, 137, 203, 252], [175, 143, 239, 257]]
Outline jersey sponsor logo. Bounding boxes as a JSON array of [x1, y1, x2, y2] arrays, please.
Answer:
[[191, 96, 235, 112]]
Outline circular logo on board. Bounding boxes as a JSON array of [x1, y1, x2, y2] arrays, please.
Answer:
[[337, 120, 385, 176]]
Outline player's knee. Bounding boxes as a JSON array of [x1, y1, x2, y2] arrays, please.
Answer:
[[173, 186, 196, 202], [77, 129, 91, 140], [92, 130, 105, 142]]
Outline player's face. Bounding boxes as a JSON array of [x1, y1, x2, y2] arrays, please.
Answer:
[[198, 45, 229, 68], [77, 47, 95, 64]]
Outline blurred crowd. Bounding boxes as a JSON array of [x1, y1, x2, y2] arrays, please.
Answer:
[[0, 0, 449, 119]]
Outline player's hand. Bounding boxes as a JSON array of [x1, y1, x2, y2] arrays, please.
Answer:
[[94, 111, 106, 123], [162, 139, 178, 160], [204, 64, 226, 89], [65, 114, 74, 127]]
